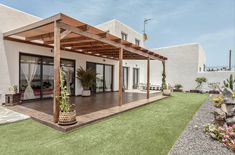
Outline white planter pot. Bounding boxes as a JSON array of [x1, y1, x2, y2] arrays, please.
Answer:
[[163, 89, 171, 96], [82, 90, 91, 97]]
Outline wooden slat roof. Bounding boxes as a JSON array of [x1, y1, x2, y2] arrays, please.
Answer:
[[4, 13, 167, 61]]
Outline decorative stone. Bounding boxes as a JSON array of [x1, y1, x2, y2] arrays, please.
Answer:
[[226, 116, 235, 126], [224, 98, 235, 105], [222, 88, 233, 99], [214, 108, 226, 126]]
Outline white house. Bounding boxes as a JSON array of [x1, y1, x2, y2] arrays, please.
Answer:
[[0, 4, 166, 104], [0, 4, 234, 105]]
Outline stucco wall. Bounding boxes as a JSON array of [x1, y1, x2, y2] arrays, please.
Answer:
[[198, 71, 235, 90], [0, 4, 40, 32], [96, 19, 144, 47], [3, 40, 119, 97], [0, 4, 41, 103]]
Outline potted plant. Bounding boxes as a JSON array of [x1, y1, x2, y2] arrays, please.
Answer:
[[76, 67, 96, 97], [5, 85, 21, 106], [58, 70, 77, 125], [174, 84, 183, 92]]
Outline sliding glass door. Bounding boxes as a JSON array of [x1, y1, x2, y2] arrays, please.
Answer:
[[96, 64, 104, 93], [133, 68, 139, 89], [20, 55, 41, 100], [104, 65, 112, 92], [42, 57, 54, 98], [86, 62, 113, 93], [123, 67, 129, 90], [20, 53, 75, 100]]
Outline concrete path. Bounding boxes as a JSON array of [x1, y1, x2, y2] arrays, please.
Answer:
[[0, 106, 29, 125]]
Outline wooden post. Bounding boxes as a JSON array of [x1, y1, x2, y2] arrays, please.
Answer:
[[53, 21, 61, 123], [118, 48, 123, 106], [147, 56, 150, 99]]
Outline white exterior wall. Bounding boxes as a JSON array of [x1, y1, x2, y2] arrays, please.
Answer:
[[97, 20, 147, 89], [198, 71, 235, 90], [0, 4, 40, 103], [96, 19, 144, 47], [0, 4, 40, 32], [4, 40, 119, 96], [151, 43, 200, 90]]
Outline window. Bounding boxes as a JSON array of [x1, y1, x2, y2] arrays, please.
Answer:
[[121, 32, 128, 40], [19, 53, 75, 100], [135, 39, 140, 46]]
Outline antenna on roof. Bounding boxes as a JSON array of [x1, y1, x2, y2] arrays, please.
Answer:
[[143, 18, 152, 41]]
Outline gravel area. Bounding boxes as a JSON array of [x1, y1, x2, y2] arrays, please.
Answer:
[[169, 95, 234, 155]]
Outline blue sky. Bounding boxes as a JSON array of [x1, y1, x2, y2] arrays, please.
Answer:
[[0, 0, 234, 66]]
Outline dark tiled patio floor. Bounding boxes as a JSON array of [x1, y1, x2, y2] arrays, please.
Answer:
[[21, 92, 157, 116], [8, 92, 166, 132]]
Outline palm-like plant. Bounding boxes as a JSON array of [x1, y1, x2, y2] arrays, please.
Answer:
[[224, 74, 235, 91], [76, 67, 96, 90]]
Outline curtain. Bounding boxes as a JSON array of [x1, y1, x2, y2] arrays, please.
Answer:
[[63, 67, 73, 95], [21, 57, 39, 100]]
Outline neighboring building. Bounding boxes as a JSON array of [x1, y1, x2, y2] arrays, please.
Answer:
[[97, 20, 235, 91]]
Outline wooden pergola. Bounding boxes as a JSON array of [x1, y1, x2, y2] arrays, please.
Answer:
[[4, 13, 167, 123]]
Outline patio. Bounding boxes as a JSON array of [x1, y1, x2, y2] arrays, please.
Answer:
[[3, 13, 168, 131], [8, 92, 166, 131]]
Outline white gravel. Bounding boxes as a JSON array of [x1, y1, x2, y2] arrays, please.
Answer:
[[169, 95, 234, 155]]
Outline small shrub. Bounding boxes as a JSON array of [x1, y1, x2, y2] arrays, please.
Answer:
[[195, 77, 207, 90], [175, 84, 183, 90]]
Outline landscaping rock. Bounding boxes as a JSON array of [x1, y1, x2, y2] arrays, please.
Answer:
[[226, 116, 235, 126], [169, 98, 234, 155], [214, 108, 226, 126], [222, 88, 234, 99]]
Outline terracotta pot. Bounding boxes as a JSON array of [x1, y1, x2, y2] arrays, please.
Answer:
[[58, 110, 77, 125], [82, 90, 91, 97]]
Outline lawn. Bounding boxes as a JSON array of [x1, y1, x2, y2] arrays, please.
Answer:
[[0, 93, 208, 155]]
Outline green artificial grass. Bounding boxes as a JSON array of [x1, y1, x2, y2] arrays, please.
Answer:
[[0, 93, 208, 155]]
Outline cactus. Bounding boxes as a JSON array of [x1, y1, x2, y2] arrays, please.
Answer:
[[223, 74, 235, 91]]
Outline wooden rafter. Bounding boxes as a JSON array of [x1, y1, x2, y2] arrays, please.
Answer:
[[3, 13, 167, 61], [57, 22, 159, 60]]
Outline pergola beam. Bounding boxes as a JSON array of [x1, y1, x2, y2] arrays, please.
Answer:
[[60, 30, 71, 39], [147, 57, 150, 99], [53, 21, 61, 123], [119, 48, 123, 106], [4, 14, 62, 37], [25, 32, 54, 41]]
